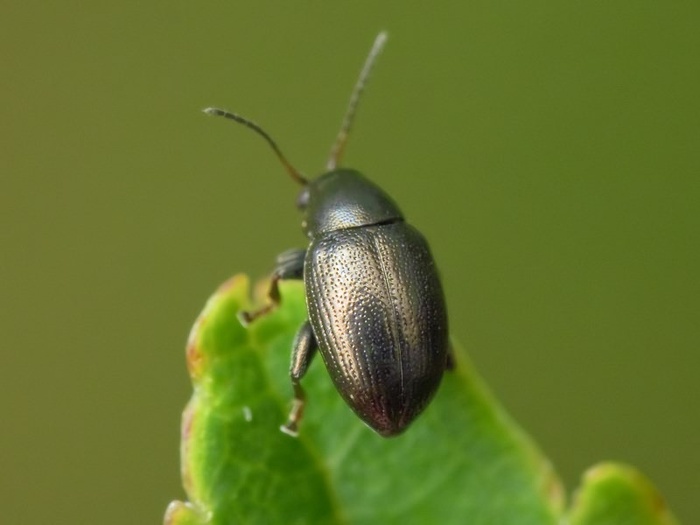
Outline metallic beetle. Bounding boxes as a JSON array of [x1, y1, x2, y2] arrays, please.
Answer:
[[204, 32, 450, 437]]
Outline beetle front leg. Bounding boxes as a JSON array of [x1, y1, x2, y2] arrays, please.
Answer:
[[281, 320, 317, 437], [238, 248, 306, 325]]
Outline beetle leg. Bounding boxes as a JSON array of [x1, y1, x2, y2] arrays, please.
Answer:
[[281, 320, 317, 437], [238, 248, 306, 325]]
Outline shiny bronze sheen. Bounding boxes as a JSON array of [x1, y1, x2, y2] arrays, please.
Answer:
[[204, 33, 450, 437], [304, 179, 449, 435]]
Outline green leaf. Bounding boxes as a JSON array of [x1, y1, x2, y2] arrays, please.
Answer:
[[164, 275, 678, 524], [567, 463, 678, 525]]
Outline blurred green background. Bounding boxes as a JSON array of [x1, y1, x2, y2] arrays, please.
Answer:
[[2, 2, 698, 523]]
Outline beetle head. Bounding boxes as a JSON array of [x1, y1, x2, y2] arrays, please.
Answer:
[[204, 32, 392, 239], [296, 169, 403, 238]]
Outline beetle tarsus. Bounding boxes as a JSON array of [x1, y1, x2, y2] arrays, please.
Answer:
[[237, 304, 275, 326], [237, 272, 285, 325], [236, 309, 253, 326], [281, 395, 305, 437], [239, 250, 306, 327], [280, 422, 299, 437]]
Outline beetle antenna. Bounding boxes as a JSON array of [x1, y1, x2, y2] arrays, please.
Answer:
[[203, 107, 308, 186], [326, 31, 388, 171]]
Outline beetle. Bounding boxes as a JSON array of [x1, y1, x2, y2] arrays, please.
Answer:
[[204, 32, 450, 437]]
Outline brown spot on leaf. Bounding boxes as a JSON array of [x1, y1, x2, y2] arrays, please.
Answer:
[[185, 333, 204, 379], [180, 400, 196, 494]]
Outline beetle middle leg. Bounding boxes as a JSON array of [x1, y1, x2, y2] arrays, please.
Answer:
[[280, 320, 318, 437], [238, 248, 306, 325]]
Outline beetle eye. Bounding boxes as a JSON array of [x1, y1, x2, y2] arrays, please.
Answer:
[[296, 187, 310, 210]]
